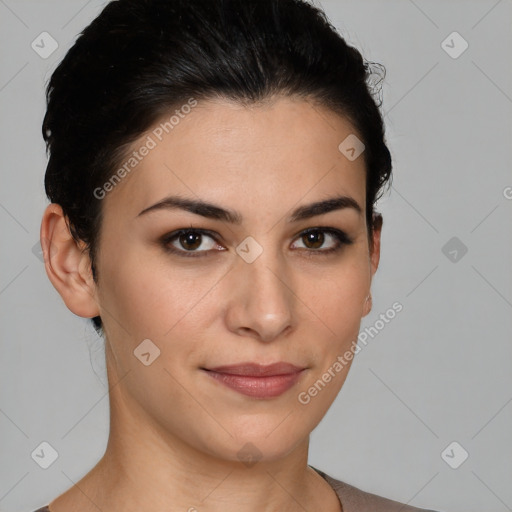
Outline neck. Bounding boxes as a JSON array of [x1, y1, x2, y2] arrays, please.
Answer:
[[48, 343, 342, 512], [49, 385, 339, 512]]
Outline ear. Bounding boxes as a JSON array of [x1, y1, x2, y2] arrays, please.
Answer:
[[362, 213, 382, 317], [40, 203, 100, 319], [369, 213, 382, 278]]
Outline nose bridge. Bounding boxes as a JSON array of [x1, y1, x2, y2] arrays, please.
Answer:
[[227, 240, 294, 340]]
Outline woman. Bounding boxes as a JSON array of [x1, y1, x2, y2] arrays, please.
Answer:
[[34, 0, 442, 510]]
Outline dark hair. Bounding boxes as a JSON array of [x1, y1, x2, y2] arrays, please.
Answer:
[[42, 0, 392, 337]]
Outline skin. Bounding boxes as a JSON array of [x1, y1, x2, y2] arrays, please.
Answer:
[[41, 95, 381, 512]]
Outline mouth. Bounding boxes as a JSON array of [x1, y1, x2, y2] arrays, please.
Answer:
[[201, 362, 307, 399]]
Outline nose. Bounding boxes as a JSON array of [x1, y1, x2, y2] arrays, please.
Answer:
[[224, 249, 294, 343]]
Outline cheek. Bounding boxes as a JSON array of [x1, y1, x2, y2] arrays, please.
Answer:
[[301, 261, 369, 330], [295, 266, 367, 413], [98, 248, 210, 340]]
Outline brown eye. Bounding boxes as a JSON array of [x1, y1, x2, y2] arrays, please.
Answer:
[[302, 231, 325, 249], [162, 229, 221, 257], [179, 232, 203, 250], [291, 227, 353, 255]]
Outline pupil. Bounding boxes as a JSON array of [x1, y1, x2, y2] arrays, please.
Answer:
[[181, 232, 201, 250], [304, 231, 324, 249]]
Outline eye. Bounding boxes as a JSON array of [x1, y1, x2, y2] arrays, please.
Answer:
[[161, 229, 224, 257], [160, 226, 353, 259], [291, 227, 353, 254]]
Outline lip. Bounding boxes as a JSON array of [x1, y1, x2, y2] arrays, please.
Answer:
[[205, 362, 305, 376], [201, 362, 307, 399]]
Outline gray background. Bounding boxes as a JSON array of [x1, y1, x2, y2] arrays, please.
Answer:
[[1, 1, 511, 511]]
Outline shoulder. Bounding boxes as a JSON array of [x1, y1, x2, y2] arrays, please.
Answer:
[[311, 466, 443, 512]]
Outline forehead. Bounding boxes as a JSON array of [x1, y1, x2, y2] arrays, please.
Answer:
[[101, 96, 367, 220]]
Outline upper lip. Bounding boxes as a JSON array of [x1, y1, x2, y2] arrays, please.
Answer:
[[203, 362, 306, 376]]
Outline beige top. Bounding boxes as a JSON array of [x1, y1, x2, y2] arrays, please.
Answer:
[[312, 466, 441, 511], [31, 466, 441, 512]]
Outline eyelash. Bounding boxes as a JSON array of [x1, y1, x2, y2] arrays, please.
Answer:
[[160, 227, 353, 258]]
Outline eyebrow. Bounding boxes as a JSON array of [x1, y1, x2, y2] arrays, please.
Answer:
[[136, 194, 362, 223]]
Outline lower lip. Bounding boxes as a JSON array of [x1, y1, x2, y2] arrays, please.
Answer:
[[202, 369, 305, 398]]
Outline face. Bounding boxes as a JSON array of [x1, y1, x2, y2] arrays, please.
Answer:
[[80, 96, 380, 462]]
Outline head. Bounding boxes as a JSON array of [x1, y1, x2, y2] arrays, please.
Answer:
[[41, 0, 391, 464]]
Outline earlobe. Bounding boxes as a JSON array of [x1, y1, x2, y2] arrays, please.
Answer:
[[362, 292, 372, 317], [40, 203, 100, 319]]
